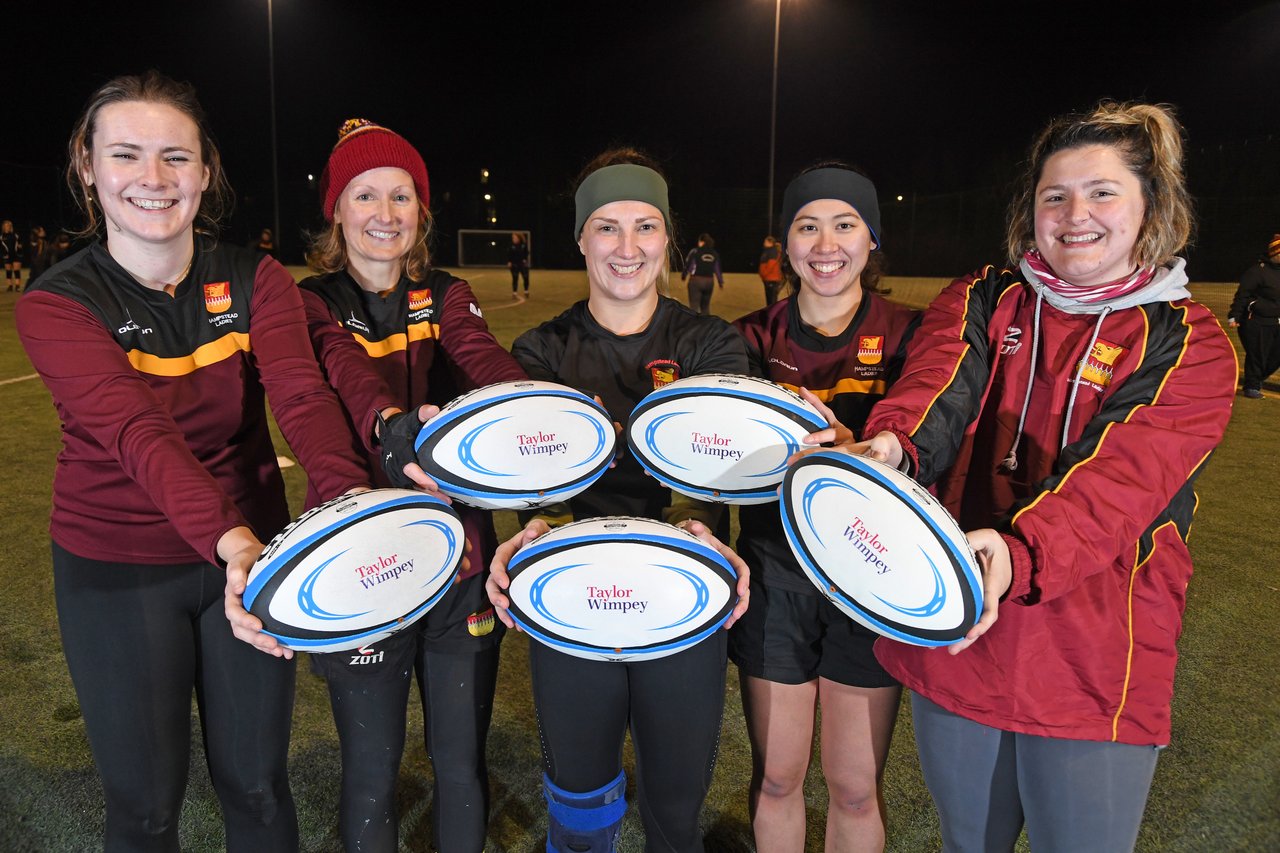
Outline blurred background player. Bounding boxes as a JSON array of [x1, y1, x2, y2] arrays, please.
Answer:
[[1228, 233, 1280, 398], [681, 231, 723, 314]]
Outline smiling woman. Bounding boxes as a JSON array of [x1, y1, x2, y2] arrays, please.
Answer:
[[834, 100, 1237, 852], [486, 147, 753, 852], [295, 117, 526, 853], [15, 71, 371, 851]]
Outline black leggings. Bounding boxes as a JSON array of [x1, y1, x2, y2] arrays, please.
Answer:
[[529, 632, 728, 853], [52, 543, 297, 853], [511, 267, 529, 293], [325, 638, 501, 852]]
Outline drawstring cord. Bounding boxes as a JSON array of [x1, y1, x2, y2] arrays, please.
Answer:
[[1001, 290, 1043, 472], [1062, 307, 1112, 451]]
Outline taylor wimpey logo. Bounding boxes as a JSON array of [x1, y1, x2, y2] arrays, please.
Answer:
[[587, 584, 647, 614], [647, 359, 680, 388], [1078, 339, 1127, 391], [354, 553, 415, 589], [690, 431, 742, 461], [857, 335, 884, 365], [408, 288, 432, 311], [517, 430, 567, 456], [203, 282, 232, 313], [844, 516, 891, 574]]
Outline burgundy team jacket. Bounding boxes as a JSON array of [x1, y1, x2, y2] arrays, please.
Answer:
[[865, 264, 1236, 745], [17, 241, 369, 566]]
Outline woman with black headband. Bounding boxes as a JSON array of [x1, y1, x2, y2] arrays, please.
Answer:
[[486, 147, 751, 853], [730, 163, 919, 851]]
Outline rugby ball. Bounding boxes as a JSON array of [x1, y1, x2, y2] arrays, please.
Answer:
[[415, 380, 615, 510], [627, 374, 827, 504], [780, 450, 982, 647], [244, 489, 464, 653], [504, 516, 739, 662]]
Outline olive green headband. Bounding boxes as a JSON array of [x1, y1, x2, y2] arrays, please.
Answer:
[[573, 164, 672, 238]]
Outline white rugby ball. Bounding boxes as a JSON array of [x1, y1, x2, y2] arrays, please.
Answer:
[[780, 450, 982, 647], [504, 516, 739, 662], [245, 489, 464, 653], [415, 380, 615, 510], [627, 374, 827, 504]]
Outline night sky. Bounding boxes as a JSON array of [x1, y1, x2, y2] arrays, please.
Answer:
[[6, 1, 1278, 273]]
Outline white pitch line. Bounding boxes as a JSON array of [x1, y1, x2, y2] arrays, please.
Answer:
[[0, 373, 38, 386]]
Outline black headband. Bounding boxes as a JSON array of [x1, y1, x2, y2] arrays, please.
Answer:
[[780, 167, 881, 249]]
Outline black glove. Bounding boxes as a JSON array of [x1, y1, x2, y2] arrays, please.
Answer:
[[376, 409, 424, 488]]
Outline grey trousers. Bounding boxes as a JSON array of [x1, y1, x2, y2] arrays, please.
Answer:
[[912, 693, 1160, 853]]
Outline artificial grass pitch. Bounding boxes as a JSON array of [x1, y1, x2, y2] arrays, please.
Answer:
[[0, 271, 1275, 851]]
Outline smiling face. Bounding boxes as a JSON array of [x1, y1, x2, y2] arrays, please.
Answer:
[[577, 200, 668, 305], [81, 100, 209, 256], [335, 167, 420, 271], [1034, 144, 1146, 287], [786, 198, 875, 300]]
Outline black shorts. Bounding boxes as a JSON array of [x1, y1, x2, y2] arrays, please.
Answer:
[[728, 574, 898, 688], [309, 571, 503, 678]]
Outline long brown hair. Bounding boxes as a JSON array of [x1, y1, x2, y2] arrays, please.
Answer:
[[66, 70, 232, 239], [1006, 100, 1193, 268]]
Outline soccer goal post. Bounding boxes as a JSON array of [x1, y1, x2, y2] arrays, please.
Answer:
[[457, 229, 532, 267]]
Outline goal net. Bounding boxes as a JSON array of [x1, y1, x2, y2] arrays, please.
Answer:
[[457, 229, 532, 267]]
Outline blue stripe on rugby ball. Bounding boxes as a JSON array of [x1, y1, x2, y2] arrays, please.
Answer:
[[504, 524, 738, 662], [626, 375, 827, 504], [780, 450, 981, 647], [415, 383, 614, 509], [244, 491, 463, 652]]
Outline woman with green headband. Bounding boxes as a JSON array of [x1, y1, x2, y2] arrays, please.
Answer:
[[730, 162, 920, 851], [486, 147, 751, 853]]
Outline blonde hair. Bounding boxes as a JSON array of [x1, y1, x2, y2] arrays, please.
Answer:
[[1006, 100, 1193, 269], [305, 203, 434, 282], [66, 71, 232, 239]]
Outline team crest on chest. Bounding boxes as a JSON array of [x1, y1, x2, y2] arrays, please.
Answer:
[[647, 359, 680, 388], [203, 282, 232, 314], [857, 335, 884, 365], [408, 288, 433, 312], [1078, 338, 1128, 391]]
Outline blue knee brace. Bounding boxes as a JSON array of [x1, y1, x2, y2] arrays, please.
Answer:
[[543, 771, 626, 853]]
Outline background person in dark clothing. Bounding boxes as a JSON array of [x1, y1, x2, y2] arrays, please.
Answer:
[[26, 226, 50, 284], [681, 232, 723, 314], [1228, 233, 1280, 398], [508, 231, 529, 298]]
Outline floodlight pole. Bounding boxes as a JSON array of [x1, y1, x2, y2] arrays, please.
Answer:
[[767, 0, 781, 234], [267, 0, 281, 255]]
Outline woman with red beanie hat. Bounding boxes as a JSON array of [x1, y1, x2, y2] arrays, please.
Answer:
[[300, 118, 526, 852]]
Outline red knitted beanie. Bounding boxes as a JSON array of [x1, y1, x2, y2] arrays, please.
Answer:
[[319, 118, 429, 222]]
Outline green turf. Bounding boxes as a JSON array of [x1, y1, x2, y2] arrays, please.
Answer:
[[0, 268, 1276, 851]]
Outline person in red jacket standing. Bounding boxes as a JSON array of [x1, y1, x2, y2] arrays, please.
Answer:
[[832, 101, 1236, 851]]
